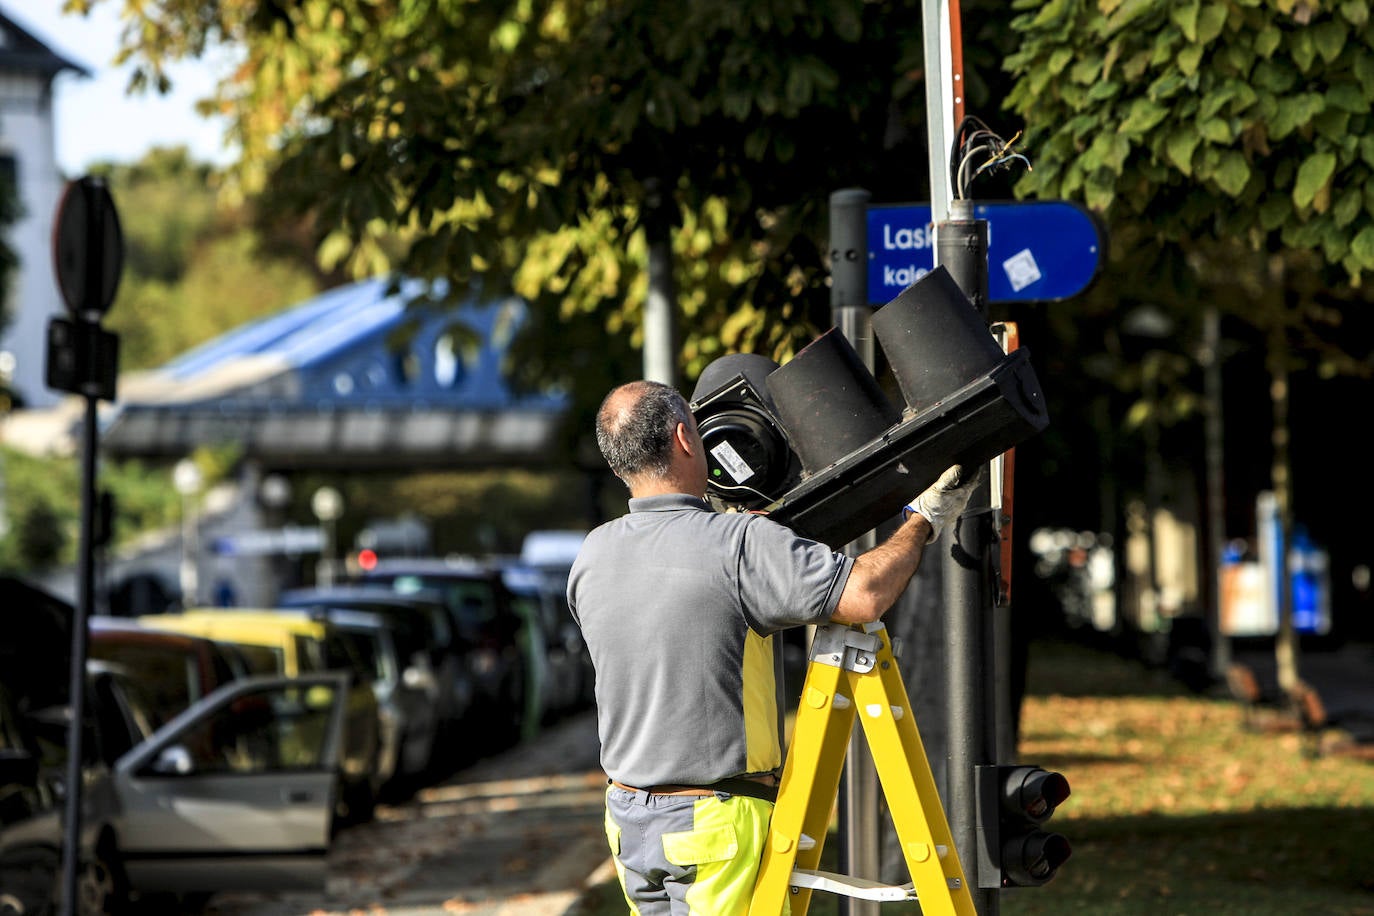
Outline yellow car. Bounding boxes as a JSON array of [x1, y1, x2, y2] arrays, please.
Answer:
[[137, 608, 384, 825]]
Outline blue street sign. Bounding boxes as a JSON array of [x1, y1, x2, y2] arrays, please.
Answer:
[[866, 200, 1103, 304]]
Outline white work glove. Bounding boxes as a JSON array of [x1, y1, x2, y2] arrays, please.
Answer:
[[904, 464, 982, 543]]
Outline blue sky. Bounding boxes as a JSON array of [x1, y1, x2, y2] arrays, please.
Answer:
[[9, 1, 237, 175]]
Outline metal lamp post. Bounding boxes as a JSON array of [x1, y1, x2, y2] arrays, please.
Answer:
[[311, 485, 344, 588], [173, 458, 203, 607]]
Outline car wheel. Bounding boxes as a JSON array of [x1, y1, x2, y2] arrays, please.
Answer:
[[75, 843, 128, 916]]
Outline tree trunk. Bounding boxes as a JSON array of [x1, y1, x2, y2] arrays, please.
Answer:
[[1267, 263, 1299, 695]]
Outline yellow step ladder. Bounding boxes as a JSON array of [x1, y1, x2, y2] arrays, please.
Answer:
[[750, 621, 977, 916]]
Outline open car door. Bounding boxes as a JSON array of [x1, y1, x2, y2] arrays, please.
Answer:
[[110, 672, 349, 894]]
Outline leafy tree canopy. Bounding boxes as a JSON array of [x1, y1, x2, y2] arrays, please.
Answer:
[[64, 0, 977, 417], [90, 147, 331, 370], [1004, 0, 1374, 379]]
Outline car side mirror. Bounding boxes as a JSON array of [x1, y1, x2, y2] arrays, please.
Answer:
[[151, 745, 194, 775]]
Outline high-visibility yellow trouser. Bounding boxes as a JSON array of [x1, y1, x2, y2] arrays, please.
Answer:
[[604, 785, 785, 916]]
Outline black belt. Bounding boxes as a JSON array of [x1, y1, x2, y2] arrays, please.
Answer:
[[611, 776, 779, 804], [712, 776, 779, 803]]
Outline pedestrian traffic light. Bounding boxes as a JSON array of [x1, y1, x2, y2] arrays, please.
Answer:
[[976, 764, 1072, 887], [689, 265, 1048, 547]]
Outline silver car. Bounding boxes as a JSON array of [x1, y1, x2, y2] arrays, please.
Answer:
[[0, 576, 350, 915]]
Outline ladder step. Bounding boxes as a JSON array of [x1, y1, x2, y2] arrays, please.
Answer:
[[789, 868, 917, 902], [798, 833, 816, 851]]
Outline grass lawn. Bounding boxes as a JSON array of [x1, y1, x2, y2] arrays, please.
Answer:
[[575, 638, 1374, 915], [998, 639, 1374, 916]]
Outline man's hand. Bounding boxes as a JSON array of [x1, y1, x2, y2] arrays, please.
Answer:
[[905, 464, 983, 543]]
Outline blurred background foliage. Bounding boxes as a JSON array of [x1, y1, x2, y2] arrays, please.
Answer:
[[7, 0, 1374, 623]]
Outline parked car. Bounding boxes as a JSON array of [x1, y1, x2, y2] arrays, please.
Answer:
[[0, 576, 351, 916], [136, 609, 384, 825], [493, 560, 591, 724], [87, 617, 244, 729], [269, 605, 441, 796], [276, 584, 473, 767], [355, 558, 533, 748], [516, 529, 594, 714]]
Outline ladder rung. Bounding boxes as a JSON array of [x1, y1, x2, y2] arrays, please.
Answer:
[[788, 868, 917, 902]]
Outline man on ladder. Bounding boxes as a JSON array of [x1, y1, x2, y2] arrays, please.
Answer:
[[568, 379, 980, 915]]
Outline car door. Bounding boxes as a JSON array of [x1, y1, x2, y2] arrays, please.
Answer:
[[109, 673, 349, 894]]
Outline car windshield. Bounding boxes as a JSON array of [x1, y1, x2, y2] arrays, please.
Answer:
[[337, 630, 387, 683], [88, 642, 196, 728], [236, 644, 286, 676], [388, 575, 498, 627]]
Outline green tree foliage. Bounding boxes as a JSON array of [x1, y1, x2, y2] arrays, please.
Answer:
[[278, 468, 593, 557], [91, 147, 327, 370], [1003, 0, 1374, 379], [0, 443, 221, 575], [64, 0, 970, 418]]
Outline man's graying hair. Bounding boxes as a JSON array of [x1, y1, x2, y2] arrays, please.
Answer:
[[596, 380, 694, 481]]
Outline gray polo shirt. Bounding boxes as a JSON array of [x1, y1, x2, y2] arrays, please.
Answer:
[[567, 493, 854, 787]]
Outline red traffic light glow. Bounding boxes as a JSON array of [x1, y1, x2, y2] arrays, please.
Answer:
[[356, 548, 378, 571]]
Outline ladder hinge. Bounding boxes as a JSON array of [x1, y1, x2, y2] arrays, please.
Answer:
[[810, 625, 882, 673]]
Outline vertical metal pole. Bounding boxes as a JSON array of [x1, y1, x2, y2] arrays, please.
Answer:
[[643, 177, 679, 387], [923, 0, 954, 229], [829, 188, 881, 916], [925, 0, 997, 909], [937, 203, 999, 914], [61, 387, 98, 916]]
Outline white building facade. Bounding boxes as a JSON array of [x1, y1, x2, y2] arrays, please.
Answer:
[[0, 7, 86, 409]]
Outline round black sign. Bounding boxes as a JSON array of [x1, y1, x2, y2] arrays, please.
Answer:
[[52, 176, 124, 318]]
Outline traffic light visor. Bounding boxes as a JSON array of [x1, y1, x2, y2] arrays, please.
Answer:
[[690, 265, 1048, 546]]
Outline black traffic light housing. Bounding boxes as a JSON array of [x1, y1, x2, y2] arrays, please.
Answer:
[[690, 353, 802, 510], [690, 265, 1048, 548], [976, 764, 1072, 887]]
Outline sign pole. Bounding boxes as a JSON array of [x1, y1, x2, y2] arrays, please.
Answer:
[[49, 176, 124, 916], [923, 3, 1000, 912], [829, 188, 882, 915]]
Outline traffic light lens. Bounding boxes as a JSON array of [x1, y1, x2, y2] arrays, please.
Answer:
[[1002, 830, 1072, 886], [1004, 766, 1070, 822], [690, 354, 800, 510], [698, 408, 790, 495]]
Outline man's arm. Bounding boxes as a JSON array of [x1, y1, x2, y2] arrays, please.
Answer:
[[830, 464, 982, 625], [831, 513, 933, 624]]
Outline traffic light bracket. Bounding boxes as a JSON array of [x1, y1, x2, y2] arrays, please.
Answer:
[[749, 622, 978, 916]]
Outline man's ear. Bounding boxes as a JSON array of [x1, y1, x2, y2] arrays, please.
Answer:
[[675, 421, 695, 455]]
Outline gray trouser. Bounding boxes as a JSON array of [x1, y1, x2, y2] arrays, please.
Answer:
[[603, 784, 779, 916]]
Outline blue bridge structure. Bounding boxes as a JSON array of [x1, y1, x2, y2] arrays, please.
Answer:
[[100, 277, 570, 470]]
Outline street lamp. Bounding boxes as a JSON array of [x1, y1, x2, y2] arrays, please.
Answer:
[[311, 485, 344, 588], [256, 472, 294, 602], [259, 473, 292, 515], [173, 458, 203, 607]]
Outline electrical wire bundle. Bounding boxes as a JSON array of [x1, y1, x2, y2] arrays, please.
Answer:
[[949, 116, 1032, 200]]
